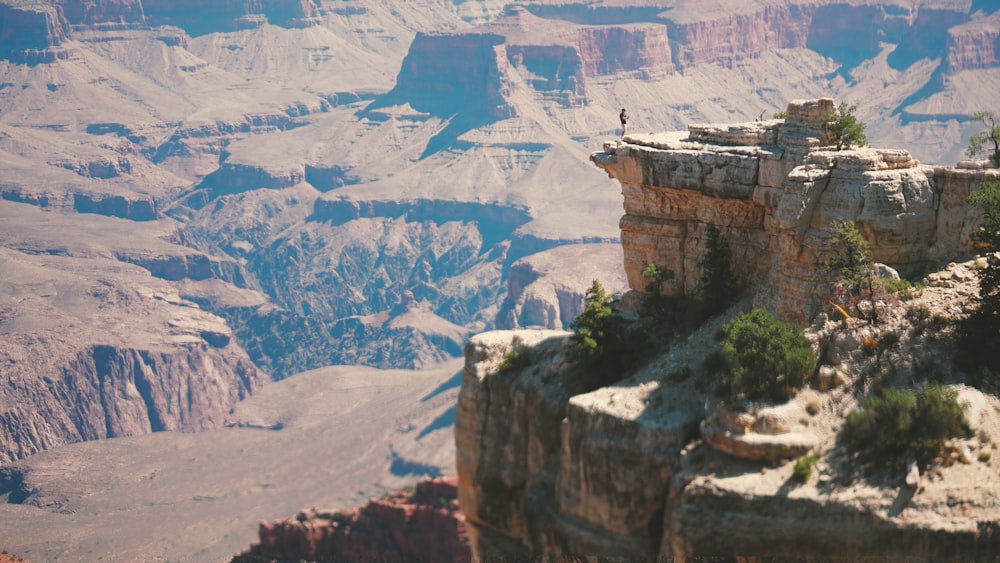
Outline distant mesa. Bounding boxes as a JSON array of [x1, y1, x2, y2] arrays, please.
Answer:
[[0, 0, 323, 64]]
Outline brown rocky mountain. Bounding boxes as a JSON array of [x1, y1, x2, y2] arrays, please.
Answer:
[[0, 0, 998, 560]]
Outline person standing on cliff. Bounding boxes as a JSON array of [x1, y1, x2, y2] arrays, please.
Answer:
[[620, 108, 629, 139]]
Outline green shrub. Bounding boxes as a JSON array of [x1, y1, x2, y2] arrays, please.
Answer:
[[842, 384, 972, 470], [823, 101, 867, 150], [699, 225, 739, 316], [640, 263, 705, 337], [720, 308, 816, 402], [793, 453, 819, 483], [570, 280, 645, 389], [958, 180, 1000, 373], [825, 221, 881, 322], [879, 277, 921, 297], [667, 365, 693, 382], [701, 349, 729, 377], [498, 348, 530, 374], [966, 111, 1000, 167], [906, 303, 932, 323]]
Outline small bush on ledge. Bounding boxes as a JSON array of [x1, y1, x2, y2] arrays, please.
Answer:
[[793, 452, 820, 483], [720, 308, 816, 402], [841, 384, 972, 471]]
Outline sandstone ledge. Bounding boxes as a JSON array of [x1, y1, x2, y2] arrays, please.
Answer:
[[592, 98, 1000, 324]]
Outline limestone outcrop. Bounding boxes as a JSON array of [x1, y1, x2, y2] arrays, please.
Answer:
[[456, 322, 1000, 560], [592, 98, 1000, 324], [459, 99, 1000, 561], [456, 330, 702, 560]]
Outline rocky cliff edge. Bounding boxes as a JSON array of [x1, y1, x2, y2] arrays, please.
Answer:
[[457, 100, 1000, 560], [592, 98, 1000, 324], [456, 276, 1000, 560]]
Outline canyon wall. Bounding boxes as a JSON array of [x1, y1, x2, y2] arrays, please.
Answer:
[[592, 98, 1000, 324], [947, 11, 1000, 71], [0, 0, 321, 60], [0, 2, 73, 63], [381, 31, 515, 119], [0, 219, 268, 463], [0, 332, 264, 464]]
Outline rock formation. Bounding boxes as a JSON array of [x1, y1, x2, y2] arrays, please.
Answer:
[[592, 98, 1000, 324], [456, 319, 1000, 560], [457, 102, 1000, 560], [232, 477, 471, 563], [0, 2, 73, 64], [947, 10, 1000, 71]]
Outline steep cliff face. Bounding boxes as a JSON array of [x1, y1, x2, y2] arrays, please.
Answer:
[[0, 203, 268, 463], [0, 307, 264, 463], [0, 2, 73, 64], [60, 0, 145, 26], [947, 11, 1000, 71], [667, 4, 810, 68], [456, 99, 1000, 560], [574, 24, 673, 78], [392, 6, 675, 114], [592, 98, 1000, 324], [0, 341, 259, 463], [524, 1, 978, 73], [0, 0, 324, 63], [378, 31, 515, 120], [142, 0, 321, 35]]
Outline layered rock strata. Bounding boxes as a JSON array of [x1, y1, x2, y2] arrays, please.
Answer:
[[592, 98, 1000, 324], [496, 243, 627, 330], [0, 241, 267, 463], [0, 2, 74, 63], [456, 330, 702, 560], [947, 10, 1000, 71], [232, 477, 470, 563]]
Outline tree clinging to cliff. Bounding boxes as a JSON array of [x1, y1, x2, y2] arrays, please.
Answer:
[[699, 224, 738, 315], [958, 180, 1000, 372], [823, 102, 867, 150], [966, 111, 1000, 167], [825, 220, 881, 322]]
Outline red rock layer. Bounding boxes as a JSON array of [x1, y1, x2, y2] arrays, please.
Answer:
[[233, 477, 471, 563]]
